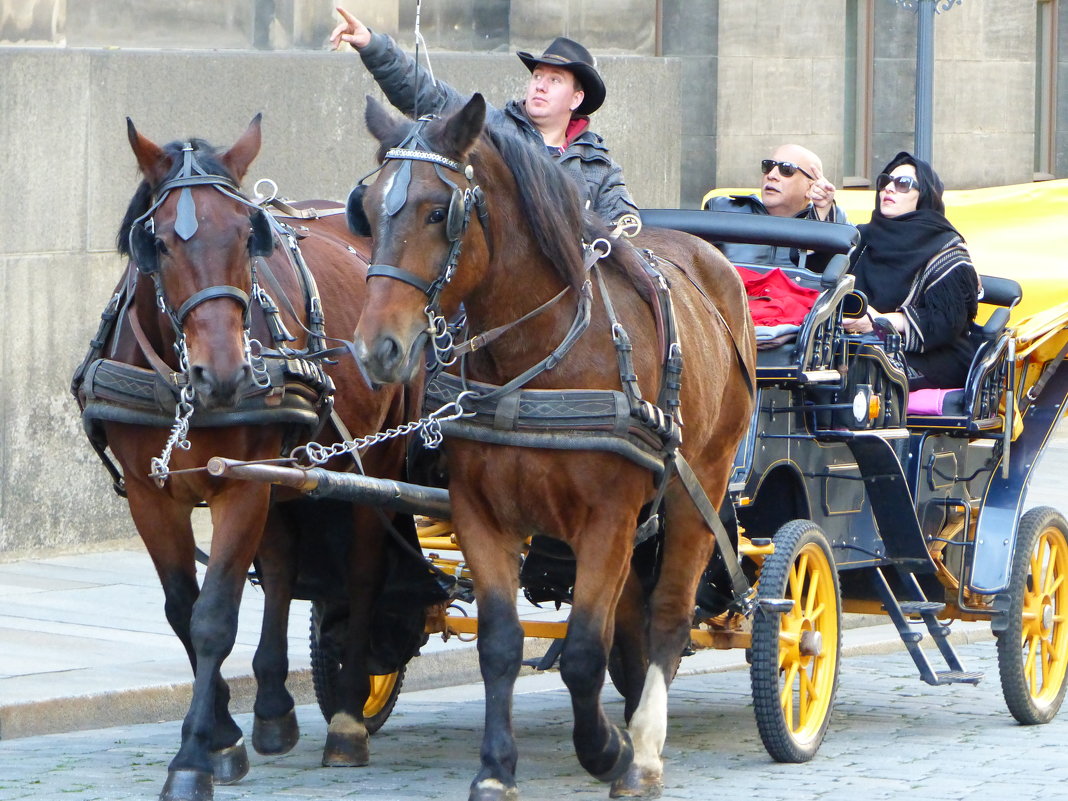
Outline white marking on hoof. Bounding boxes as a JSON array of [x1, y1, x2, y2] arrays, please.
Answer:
[[327, 711, 368, 738], [627, 665, 668, 774]]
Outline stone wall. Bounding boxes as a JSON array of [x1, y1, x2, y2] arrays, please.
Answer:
[[714, 0, 847, 190], [0, 46, 678, 554]]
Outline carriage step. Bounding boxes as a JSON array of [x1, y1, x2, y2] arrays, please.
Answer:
[[898, 601, 945, 615], [930, 670, 984, 686]]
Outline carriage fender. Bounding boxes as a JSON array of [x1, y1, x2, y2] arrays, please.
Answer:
[[969, 362, 1068, 594]]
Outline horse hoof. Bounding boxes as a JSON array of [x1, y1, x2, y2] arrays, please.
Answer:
[[253, 709, 300, 755], [160, 769, 213, 801], [589, 728, 634, 784], [468, 778, 520, 801], [609, 763, 663, 799], [321, 730, 370, 767], [210, 739, 250, 785]]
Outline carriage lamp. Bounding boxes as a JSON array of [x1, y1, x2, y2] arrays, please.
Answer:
[[852, 384, 880, 426]]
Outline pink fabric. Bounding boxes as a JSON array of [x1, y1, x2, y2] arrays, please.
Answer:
[[907, 388, 955, 415], [735, 267, 820, 326]]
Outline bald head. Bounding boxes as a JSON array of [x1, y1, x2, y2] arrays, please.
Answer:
[[761, 144, 823, 217]]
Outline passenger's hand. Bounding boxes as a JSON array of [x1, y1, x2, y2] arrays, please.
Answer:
[[807, 177, 837, 220], [331, 6, 371, 50], [843, 313, 874, 335]]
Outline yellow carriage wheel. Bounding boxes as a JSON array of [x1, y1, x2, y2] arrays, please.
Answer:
[[996, 506, 1068, 725], [750, 519, 841, 762], [364, 671, 402, 720], [310, 602, 405, 735]]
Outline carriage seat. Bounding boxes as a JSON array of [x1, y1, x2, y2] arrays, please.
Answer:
[[904, 275, 1022, 433], [639, 210, 860, 383]]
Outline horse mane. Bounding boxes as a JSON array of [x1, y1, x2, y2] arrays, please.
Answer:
[[116, 138, 233, 257], [481, 125, 653, 301]]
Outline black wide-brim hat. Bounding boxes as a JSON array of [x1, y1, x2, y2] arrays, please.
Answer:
[[517, 36, 606, 116]]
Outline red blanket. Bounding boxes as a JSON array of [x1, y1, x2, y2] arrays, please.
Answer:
[[736, 266, 820, 327]]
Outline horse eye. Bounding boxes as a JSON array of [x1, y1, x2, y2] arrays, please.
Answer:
[[427, 208, 447, 225], [155, 238, 169, 256]]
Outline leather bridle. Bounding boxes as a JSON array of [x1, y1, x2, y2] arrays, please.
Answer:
[[127, 144, 274, 344]]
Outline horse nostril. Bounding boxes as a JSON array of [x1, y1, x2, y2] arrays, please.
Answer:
[[189, 365, 211, 391], [373, 336, 404, 373], [234, 363, 253, 388]]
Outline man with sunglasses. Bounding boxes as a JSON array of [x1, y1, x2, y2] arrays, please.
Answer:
[[703, 144, 850, 269], [330, 6, 639, 227]]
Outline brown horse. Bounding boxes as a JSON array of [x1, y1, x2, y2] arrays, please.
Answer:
[[78, 117, 412, 801], [352, 94, 756, 800]]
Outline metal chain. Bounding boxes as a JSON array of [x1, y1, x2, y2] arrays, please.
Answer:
[[292, 391, 476, 467], [150, 337, 196, 486]]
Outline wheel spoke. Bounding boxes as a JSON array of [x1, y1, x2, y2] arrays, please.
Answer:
[[1040, 637, 1053, 683], [1050, 572, 1066, 596], [781, 663, 799, 728], [789, 555, 808, 601], [800, 666, 817, 712], [1026, 636, 1040, 695], [804, 566, 821, 617]]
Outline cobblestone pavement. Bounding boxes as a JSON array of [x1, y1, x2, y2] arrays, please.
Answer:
[[2, 641, 1067, 801]]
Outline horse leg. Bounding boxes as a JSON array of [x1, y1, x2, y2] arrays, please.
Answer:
[[126, 486, 247, 786], [321, 505, 386, 768], [612, 569, 650, 724], [455, 516, 525, 801], [161, 482, 271, 801], [561, 520, 635, 786], [611, 489, 715, 798], [251, 505, 301, 756]]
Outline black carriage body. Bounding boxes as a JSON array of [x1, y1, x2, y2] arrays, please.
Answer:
[[649, 210, 1034, 616]]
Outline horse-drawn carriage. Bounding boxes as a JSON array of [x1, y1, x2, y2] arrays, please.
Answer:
[[75, 103, 1068, 801]]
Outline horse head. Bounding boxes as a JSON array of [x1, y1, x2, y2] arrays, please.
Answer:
[[121, 116, 274, 409], [352, 94, 494, 385]]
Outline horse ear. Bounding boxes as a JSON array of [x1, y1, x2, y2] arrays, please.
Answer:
[[441, 93, 486, 159], [129, 223, 159, 274], [346, 184, 371, 237], [126, 117, 170, 185], [249, 208, 275, 257], [365, 94, 405, 144], [220, 113, 263, 182]]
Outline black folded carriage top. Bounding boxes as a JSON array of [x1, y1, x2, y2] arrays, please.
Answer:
[[639, 209, 860, 256]]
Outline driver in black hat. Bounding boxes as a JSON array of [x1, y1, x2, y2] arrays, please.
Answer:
[[331, 6, 639, 226]]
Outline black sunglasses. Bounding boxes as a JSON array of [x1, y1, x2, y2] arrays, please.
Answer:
[[761, 159, 816, 180], [876, 173, 920, 193]]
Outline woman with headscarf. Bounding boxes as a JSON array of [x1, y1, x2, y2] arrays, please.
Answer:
[[843, 151, 981, 390]]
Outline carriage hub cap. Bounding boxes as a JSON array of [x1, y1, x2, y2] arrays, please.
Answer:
[[799, 630, 823, 657]]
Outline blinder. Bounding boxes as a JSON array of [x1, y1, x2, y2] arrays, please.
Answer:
[[346, 183, 371, 238], [130, 222, 161, 275], [249, 208, 275, 257], [446, 188, 470, 243]]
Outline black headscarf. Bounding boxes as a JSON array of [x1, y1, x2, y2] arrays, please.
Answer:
[[850, 152, 963, 310]]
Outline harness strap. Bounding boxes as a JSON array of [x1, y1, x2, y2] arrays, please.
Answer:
[[128, 294, 181, 387], [669, 257, 756, 400], [465, 281, 594, 403], [367, 264, 433, 295], [673, 454, 753, 609], [592, 264, 644, 407], [452, 286, 571, 357], [175, 285, 250, 324]]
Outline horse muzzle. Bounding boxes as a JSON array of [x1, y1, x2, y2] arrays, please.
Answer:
[[353, 328, 428, 386], [188, 361, 255, 410]]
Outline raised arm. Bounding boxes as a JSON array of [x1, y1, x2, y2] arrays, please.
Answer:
[[331, 5, 462, 118]]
